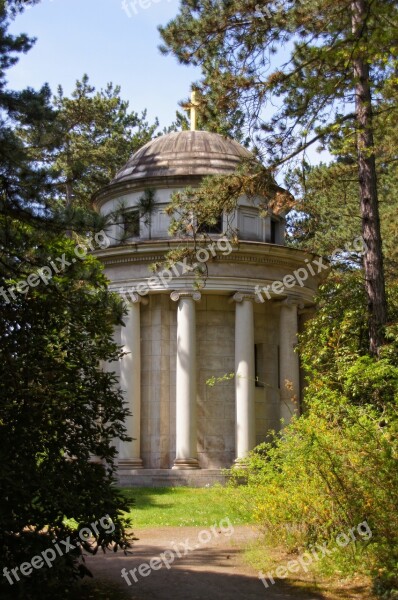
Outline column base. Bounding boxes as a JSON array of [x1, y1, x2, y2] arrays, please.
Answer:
[[233, 457, 249, 468], [172, 458, 200, 470], [118, 458, 143, 470]]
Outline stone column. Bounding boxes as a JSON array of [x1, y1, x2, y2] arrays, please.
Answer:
[[298, 306, 316, 407], [171, 290, 201, 470], [232, 292, 256, 463], [279, 298, 302, 425], [118, 293, 148, 469]]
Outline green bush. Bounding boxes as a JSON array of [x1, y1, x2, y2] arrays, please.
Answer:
[[229, 389, 398, 594], [227, 276, 398, 596]]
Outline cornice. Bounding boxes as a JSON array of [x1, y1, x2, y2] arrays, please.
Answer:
[[94, 245, 326, 277]]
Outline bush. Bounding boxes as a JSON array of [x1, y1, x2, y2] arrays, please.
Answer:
[[0, 240, 134, 599], [228, 364, 398, 595], [227, 275, 398, 596]]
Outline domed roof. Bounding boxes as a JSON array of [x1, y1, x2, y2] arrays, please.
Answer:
[[112, 130, 253, 184]]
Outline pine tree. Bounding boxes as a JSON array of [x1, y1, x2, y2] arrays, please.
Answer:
[[159, 0, 398, 354], [286, 104, 398, 282], [19, 74, 158, 211]]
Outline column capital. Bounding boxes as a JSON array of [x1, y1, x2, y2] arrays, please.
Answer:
[[171, 290, 201, 303], [230, 291, 257, 304], [278, 295, 305, 309], [117, 288, 149, 305], [298, 304, 316, 316]]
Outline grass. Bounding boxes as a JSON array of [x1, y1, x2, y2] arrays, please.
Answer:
[[74, 487, 375, 600], [244, 537, 376, 600], [120, 485, 254, 528]]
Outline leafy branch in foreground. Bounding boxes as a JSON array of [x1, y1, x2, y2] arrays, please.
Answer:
[[152, 159, 294, 272]]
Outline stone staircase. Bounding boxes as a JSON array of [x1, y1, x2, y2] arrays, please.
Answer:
[[117, 469, 228, 488]]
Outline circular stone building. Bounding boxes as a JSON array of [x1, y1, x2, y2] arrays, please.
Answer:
[[94, 130, 322, 487]]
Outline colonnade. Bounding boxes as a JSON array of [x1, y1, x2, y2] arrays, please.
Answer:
[[118, 291, 301, 469]]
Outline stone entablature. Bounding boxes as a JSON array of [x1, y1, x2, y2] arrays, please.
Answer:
[[94, 240, 320, 306]]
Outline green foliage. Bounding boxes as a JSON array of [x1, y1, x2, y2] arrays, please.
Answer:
[[343, 356, 398, 407], [299, 272, 369, 378], [286, 161, 363, 256], [160, 0, 394, 355], [298, 273, 398, 389], [159, 0, 398, 166], [286, 107, 398, 280], [228, 388, 398, 594], [206, 372, 236, 387], [225, 275, 398, 596], [0, 236, 135, 598], [20, 74, 158, 210], [0, 3, 138, 597]]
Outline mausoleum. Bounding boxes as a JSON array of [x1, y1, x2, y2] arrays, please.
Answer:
[[93, 121, 323, 487]]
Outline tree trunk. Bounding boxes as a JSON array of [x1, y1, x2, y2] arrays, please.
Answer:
[[65, 146, 73, 238], [352, 0, 387, 356], [65, 180, 73, 210]]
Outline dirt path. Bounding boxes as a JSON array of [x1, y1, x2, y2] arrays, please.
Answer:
[[76, 525, 332, 600]]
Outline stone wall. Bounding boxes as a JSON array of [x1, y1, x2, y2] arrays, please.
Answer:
[[196, 296, 236, 468], [253, 301, 281, 443]]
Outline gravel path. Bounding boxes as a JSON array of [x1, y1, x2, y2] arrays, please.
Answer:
[[77, 525, 325, 600]]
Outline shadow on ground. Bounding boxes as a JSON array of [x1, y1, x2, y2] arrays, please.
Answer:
[[74, 526, 373, 600], [76, 542, 326, 600]]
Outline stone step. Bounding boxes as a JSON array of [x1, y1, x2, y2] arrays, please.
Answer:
[[117, 469, 228, 488]]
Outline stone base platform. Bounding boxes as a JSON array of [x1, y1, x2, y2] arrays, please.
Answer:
[[116, 468, 228, 488]]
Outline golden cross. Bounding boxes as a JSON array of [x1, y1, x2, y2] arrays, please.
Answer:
[[182, 91, 200, 131]]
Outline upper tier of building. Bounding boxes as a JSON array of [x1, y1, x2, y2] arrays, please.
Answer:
[[94, 131, 288, 245]]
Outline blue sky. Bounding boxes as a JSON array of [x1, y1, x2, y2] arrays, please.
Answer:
[[7, 0, 330, 168], [7, 0, 200, 129]]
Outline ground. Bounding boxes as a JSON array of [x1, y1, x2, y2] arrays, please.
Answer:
[[75, 525, 375, 600]]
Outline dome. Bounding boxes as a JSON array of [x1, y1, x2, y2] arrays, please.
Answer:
[[112, 130, 253, 184]]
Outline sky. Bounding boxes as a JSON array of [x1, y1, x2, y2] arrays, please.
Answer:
[[7, 0, 330, 168], [7, 0, 200, 129]]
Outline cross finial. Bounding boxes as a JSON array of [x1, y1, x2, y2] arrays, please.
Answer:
[[182, 91, 200, 131]]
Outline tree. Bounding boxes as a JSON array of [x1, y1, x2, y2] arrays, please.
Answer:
[[0, 2, 134, 596], [286, 101, 398, 281], [20, 74, 158, 211], [159, 0, 398, 354], [0, 239, 133, 598]]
